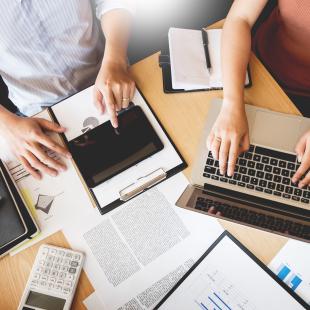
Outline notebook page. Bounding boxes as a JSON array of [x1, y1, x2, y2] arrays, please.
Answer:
[[169, 28, 210, 90]]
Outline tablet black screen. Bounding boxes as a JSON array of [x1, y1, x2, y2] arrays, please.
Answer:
[[69, 105, 164, 188]]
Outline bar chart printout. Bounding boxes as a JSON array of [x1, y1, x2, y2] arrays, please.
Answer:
[[190, 266, 256, 310], [276, 263, 303, 292], [157, 234, 306, 310]]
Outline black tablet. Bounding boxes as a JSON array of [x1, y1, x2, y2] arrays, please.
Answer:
[[0, 161, 38, 257], [68, 105, 164, 188]]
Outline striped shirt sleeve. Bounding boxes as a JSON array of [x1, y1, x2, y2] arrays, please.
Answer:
[[94, 0, 136, 19]]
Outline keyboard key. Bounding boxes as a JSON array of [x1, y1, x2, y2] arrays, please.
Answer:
[[220, 177, 228, 183], [268, 182, 276, 190], [204, 166, 216, 174], [239, 159, 247, 166], [256, 186, 263, 192], [262, 156, 269, 164], [251, 177, 258, 185], [233, 173, 241, 181], [265, 165, 272, 172], [229, 180, 237, 185], [294, 188, 302, 196], [273, 167, 281, 175], [214, 161, 219, 167], [246, 184, 254, 189], [245, 153, 253, 160], [273, 175, 282, 183], [281, 169, 290, 177], [282, 177, 290, 185], [264, 189, 272, 194], [259, 180, 267, 187], [256, 171, 264, 179], [248, 169, 256, 176], [238, 182, 246, 187], [285, 186, 293, 194], [265, 173, 273, 181], [270, 158, 278, 166], [239, 167, 247, 174], [256, 163, 264, 170], [282, 193, 291, 199], [303, 191, 310, 199], [287, 162, 296, 170], [211, 175, 219, 181], [292, 196, 300, 202], [273, 191, 281, 196], [253, 155, 261, 162], [206, 158, 214, 166], [255, 146, 296, 162], [301, 198, 310, 203], [247, 161, 255, 168], [242, 175, 250, 183], [279, 161, 286, 168], [208, 151, 213, 158]]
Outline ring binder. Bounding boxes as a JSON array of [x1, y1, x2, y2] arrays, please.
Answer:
[[119, 168, 167, 201]]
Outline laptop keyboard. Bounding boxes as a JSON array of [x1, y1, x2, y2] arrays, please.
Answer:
[[204, 144, 310, 204], [195, 196, 310, 240]]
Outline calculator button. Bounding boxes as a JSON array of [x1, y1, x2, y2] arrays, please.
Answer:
[[45, 262, 52, 268], [64, 280, 72, 287], [68, 268, 76, 274], [63, 287, 71, 295], [61, 266, 68, 272], [39, 281, 47, 287], [35, 267, 43, 273], [56, 285, 62, 291], [41, 275, 48, 281], [47, 255, 55, 262], [63, 259, 70, 266], [70, 261, 79, 267], [48, 283, 54, 290], [33, 273, 40, 280], [50, 277, 56, 283], [66, 274, 75, 281], [41, 247, 49, 256], [55, 257, 63, 264], [59, 272, 66, 279], [56, 279, 64, 285], [43, 268, 51, 275], [65, 252, 72, 258], [73, 254, 81, 261], [58, 250, 65, 257], [39, 260, 45, 266], [30, 280, 38, 287], [51, 270, 58, 277], [54, 264, 60, 270], [50, 249, 57, 255]]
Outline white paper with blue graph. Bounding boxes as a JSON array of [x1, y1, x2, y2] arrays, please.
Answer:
[[269, 239, 310, 305], [158, 235, 305, 310]]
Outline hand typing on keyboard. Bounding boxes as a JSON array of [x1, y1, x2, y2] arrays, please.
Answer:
[[206, 101, 250, 177], [292, 130, 310, 188]]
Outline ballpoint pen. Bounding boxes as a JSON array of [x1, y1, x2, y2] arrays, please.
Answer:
[[201, 29, 212, 73]]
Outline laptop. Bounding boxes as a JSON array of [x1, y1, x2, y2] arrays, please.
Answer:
[[177, 99, 310, 242]]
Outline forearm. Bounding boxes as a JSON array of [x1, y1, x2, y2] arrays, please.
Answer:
[[0, 105, 16, 131], [221, 17, 251, 109], [101, 9, 132, 64]]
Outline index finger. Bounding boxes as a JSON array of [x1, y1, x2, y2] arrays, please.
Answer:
[[36, 133, 71, 159], [227, 137, 239, 177], [103, 86, 118, 128]]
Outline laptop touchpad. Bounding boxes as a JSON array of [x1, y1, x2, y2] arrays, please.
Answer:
[[250, 111, 302, 152]]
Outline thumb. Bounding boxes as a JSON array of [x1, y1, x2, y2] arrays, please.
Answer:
[[240, 133, 250, 154], [37, 118, 66, 133], [295, 134, 307, 162], [93, 86, 105, 114]]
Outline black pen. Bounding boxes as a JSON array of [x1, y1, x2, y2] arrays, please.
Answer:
[[201, 29, 212, 73]]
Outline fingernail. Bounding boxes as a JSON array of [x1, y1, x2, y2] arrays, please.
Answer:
[[66, 153, 72, 159], [297, 155, 302, 162], [52, 171, 58, 177], [299, 183, 304, 188]]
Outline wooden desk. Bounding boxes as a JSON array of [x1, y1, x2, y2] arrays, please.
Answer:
[[0, 25, 302, 310]]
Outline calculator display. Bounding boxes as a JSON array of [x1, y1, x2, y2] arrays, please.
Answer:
[[25, 291, 66, 310]]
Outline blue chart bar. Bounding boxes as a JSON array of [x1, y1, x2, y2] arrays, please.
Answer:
[[290, 275, 302, 291], [195, 300, 209, 310], [208, 296, 222, 310], [277, 265, 291, 280], [213, 292, 232, 310]]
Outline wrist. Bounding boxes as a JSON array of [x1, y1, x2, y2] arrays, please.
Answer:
[[222, 97, 245, 112], [103, 42, 128, 67], [0, 106, 19, 130]]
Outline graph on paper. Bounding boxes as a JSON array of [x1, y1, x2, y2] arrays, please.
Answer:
[[188, 265, 256, 310], [276, 263, 303, 292]]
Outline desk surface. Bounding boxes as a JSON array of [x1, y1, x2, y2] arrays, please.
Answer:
[[0, 22, 302, 310]]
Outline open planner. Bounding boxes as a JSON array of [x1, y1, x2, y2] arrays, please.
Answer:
[[155, 232, 309, 310], [159, 27, 251, 93], [45, 86, 186, 214]]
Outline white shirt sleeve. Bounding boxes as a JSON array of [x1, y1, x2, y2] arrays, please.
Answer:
[[94, 0, 136, 20]]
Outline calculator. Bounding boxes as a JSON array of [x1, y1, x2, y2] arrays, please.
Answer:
[[18, 244, 84, 310]]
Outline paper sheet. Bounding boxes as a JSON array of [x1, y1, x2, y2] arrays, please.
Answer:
[[52, 86, 184, 208], [63, 173, 224, 309], [269, 239, 310, 305], [168, 27, 249, 90], [158, 234, 306, 310], [83, 292, 105, 310], [3, 110, 93, 255]]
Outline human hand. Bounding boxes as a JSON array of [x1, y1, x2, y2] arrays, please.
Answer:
[[0, 114, 71, 180], [206, 100, 250, 176], [94, 58, 135, 128], [292, 130, 310, 188]]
